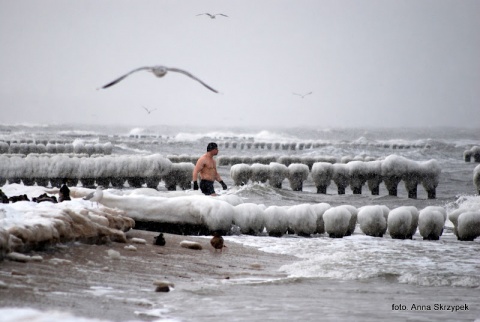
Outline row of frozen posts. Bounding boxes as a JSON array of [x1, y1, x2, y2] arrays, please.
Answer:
[[0, 153, 445, 199]]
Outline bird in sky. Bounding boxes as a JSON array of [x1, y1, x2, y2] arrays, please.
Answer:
[[99, 65, 218, 93], [196, 13, 228, 19], [142, 106, 157, 114], [210, 231, 225, 252], [293, 92, 313, 98], [83, 186, 104, 207]]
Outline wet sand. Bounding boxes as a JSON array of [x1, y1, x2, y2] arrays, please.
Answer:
[[0, 230, 294, 321]]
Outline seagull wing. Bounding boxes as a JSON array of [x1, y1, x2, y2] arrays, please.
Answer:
[[83, 191, 95, 200], [217, 14, 228, 17], [99, 66, 152, 89], [166, 67, 218, 93], [306, 91, 313, 95]]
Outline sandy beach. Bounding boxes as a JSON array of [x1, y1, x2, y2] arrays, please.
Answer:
[[0, 230, 294, 321]]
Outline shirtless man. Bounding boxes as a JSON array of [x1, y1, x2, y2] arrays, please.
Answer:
[[192, 142, 227, 196]]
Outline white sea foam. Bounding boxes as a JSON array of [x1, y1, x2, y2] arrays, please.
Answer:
[[0, 307, 179, 322], [225, 231, 480, 288], [172, 130, 298, 143]]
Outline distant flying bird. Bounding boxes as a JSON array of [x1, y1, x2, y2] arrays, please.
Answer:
[[99, 65, 218, 93], [210, 231, 225, 252], [142, 106, 157, 114], [197, 13, 228, 19], [83, 186, 104, 207], [293, 92, 313, 99]]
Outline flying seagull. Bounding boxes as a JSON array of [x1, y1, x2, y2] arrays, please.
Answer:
[[99, 65, 218, 93], [83, 186, 104, 207], [142, 106, 157, 114], [293, 92, 313, 99], [197, 13, 228, 19]]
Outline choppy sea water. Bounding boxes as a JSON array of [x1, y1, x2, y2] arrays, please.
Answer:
[[1, 124, 479, 321], [153, 231, 479, 322]]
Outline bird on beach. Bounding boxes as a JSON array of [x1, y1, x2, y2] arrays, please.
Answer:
[[153, 233, 166, 246], [196, 13, 228, 19], [142, 106, 157, 114], [83, 186, 104, 207], [210, 231, 225, 252], [98, 65, 219, 93], [293, 92, 313, 99]]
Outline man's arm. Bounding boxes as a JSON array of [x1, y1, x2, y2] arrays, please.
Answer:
[[192, 157, 204, 190], [214, 171, 222, 182], [214, 161, 227, 190], [192, 156, 204, 181]]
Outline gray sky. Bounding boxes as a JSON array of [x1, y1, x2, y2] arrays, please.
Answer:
[[0, 0, 479, 128]]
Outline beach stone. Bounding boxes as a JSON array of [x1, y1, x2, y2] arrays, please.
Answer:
[[179, 240, 202, 250], [107, 249, 121, 259], [153, 280, 174, 292], [6, 252, 43, 263], [131, 237, 147, 244], [11, 270, 27, 276]]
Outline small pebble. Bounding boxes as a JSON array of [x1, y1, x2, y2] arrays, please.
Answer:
[[49, 258, 72, 266]]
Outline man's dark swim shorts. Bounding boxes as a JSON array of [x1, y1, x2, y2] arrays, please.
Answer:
[[200, 180, 215, 195]]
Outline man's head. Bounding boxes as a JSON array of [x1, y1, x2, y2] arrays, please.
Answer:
[[207, 142, 218, 152]]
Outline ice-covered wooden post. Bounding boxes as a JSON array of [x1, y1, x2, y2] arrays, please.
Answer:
[[365, 160, 382, 195], [464, 150, 472, 162], [403, 160, 422, 199], [268, 162, 287, 189], [347, 161, 367, 195], [381, 155, 408, 197], [311, 162, 333, 194], [332, 163, 349, 195], [420, 160, 441, 199], [473, 164, 480, 195], [287, 163, 309, 191]]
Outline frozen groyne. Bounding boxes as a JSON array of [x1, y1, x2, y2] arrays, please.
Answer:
[[2, 189, 478, 260], [0, 141, 113, 156], [227, 155, 442, 199], [464, 146, 480, 162]]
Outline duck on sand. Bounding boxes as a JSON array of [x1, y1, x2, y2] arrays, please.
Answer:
[[210, 232, 226, 252]]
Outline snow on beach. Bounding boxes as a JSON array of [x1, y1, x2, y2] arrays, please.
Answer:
[[0, 185, 135, 258], [0, 184, 245, 258]]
